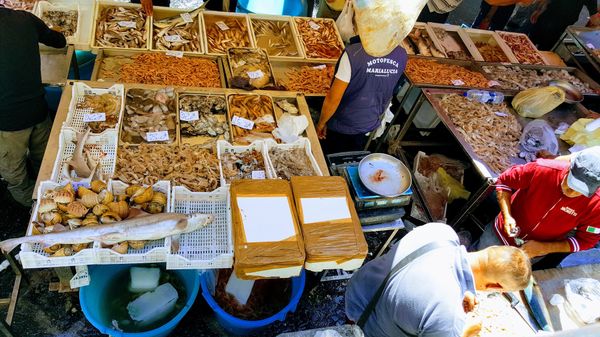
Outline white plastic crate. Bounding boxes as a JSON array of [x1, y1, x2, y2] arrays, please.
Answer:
[[264, 138, 323, 179], [51, 128, 118, 185], [216, 140, 274, 186], [36, 1, 81, 45], [93, 180, 171, 264], [166, 186, 233, 269], [20, 181, 97, 269], [64, 82, 125, 133]]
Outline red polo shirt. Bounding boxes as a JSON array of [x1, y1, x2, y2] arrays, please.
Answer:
[[494, 159, 600, 252]]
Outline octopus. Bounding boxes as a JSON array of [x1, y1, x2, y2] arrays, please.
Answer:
[[268, 148, 316, 180]]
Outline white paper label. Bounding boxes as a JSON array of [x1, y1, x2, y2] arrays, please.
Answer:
[[301, 197, 351, 224], [180, 110, 199, 122], [146, 131, 169, 142], [494, 111, 509, 117], [312, 64, 326, 70], [164, 34, 183, 42], [83, 112, 106, 123], [232, 115, 254, 130], [555, 122, 570, 135], [166, 50, 184, 58], [587, 43, 595, 49], [118, 21, 137, 28], [246, 70, 264, 79], [237, 196, 296, 242], [488, 80, 501, 87], [308, 21, 320, 30], [215, 21, 229, 31], [180, 12, 193, 23], [451, 79, 465, 86], [251, 170, 266, 179]]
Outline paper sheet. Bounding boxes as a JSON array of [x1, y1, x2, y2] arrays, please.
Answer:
[[300, 197, 351, 224], [237, 197, 296, 243]]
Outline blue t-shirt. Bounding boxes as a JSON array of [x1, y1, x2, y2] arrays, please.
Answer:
[[345, 223, 476, 337]]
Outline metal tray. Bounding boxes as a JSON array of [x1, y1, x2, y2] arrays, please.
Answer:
[[358, 153, 411, 197]]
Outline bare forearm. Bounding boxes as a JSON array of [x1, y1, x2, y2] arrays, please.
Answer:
[[318, 96, 338, 127], [522, 239, 571, 258], [497, 190, 513, 219]]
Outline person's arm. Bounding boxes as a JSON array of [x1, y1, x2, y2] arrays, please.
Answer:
[[497, 190, 516, 237], [141, 0, 154, 15], [520, 240, 571, 259], [317, 78, 349, 139], [495, 162, 537, 236], [30, 13, 66, 48]]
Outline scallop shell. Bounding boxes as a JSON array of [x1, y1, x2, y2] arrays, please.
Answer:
[[51, 247, 73, 257], [63, 182, 75, 196], [131, 186, 154, 204], [151, 192, 167, 206], [90, 180, 107, 193], [117, 194, 128, 202], [143, 202, 164, 214], [40, 211, 62, 226], [107, 201, 129, 219], [66, 201, 88, 218], [111, 241, 128, 254], [38, 199, 57, 213], [72, 243, 89, 253], [92, 204, 110, 216], [42, 244, 61, 254], [82, 215, 99, 226], [31, 221, 44, 235], [80, 192, 100, 208], [98, 189, 114, 205], [57, 203, 69, 213], [54, 189, 75, 204], [125, 185, 142, 197], [77, 186, 95, 198], [100, 211, 122, 224], [128, 240, 145, 250], [67, 218, 83, 230]]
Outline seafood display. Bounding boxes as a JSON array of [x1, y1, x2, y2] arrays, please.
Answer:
[[95, 6, 148, 49], [153, 9, 201, 52], [438, 94, 521, 173], [1, 0, 36, 11], [178, 94, 229, 142], [268, 148, 316, 180], [280, 65, 334, 94], [77, 93, 121, 133], [62, 129, 99, 183], [498, 32, 545, 65], [405, 58, 489, 88], [404, 27, 445, 57], [468, 292, 534, 336], [482, 65, 594, 93], [294, 18, 343, 59], [41, 10, 78, 38], [228, 48, 275, 90], [474, 41, 510, 63], [274, 99, 299, 115], [115, 144, 221, 192], [204, 15, 251, 54], [220, 150, 267, 183], [432, 28, 472, 60], [251, 19, 299, 57], [96, 56, 133, 82], [122, 87, 177, 144], [228, 94, 277, 144]]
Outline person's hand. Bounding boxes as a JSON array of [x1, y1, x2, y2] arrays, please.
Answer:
[[503, 215, 517, 238], [462, 318, 482, 337], [317, 123, 327, 140], [521, 240, 547, 259], [462, 291, 478, 313], [141, 0, 153, 16]]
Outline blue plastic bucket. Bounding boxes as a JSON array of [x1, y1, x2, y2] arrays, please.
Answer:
[[200, 270, 306, 336], [80, 264, 200, 337], [236, 0, 308, 16]]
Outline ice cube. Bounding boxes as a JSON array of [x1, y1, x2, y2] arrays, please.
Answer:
[[129, 267, 160, 293], [127, 283, 179, 326]]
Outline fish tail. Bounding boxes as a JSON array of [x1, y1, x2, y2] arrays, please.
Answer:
[[0, 237, 29, 254]]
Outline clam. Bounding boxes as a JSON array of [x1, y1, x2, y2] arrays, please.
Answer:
[[111, 241, 128, 254], [125, 185, 142, 196], [128, 240, 145, 250], [143, 202, 163, 214], [100, 212, 121, 224], [98, 189, 114, 205], [77, 186, 95, 198], [63, 182, 76, 196], [150, 192, 167, 206], [54, 189, 75, 204], [90, 180, 107, 193], [72, 243, 89, 253], [107, 200, 129, 219], [31, 221, 44, 235], [42, 244, 61, 254], [82, 215, 99, 226], [80, 192, 100, 208], [117, 194, 128, 202], [38, 199, 57, 213], [51, 247, 73, 257], [92, 204, 110, 216], [57, 203, 69, 213], [67, 218, 83, 230], [40, 211, 62, 226], [131, 186, 154, 204], [66, 201, 88, 219]]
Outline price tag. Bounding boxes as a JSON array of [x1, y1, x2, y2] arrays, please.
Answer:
[[232, 115, 254, 130], [488, 80, 501, 87], [146, 131, 170, 142], [494, 111, 509, 117], [166, 50, 184, 58], [308, 21, 320, 30], [118, 21, 137, 28], [587, 43, 595, 49], [451, 79, 465, 86], [83, 113, 106, 123], [180, 12, 193, 23], [164, 34, 183, 42], [312, 64, 326, 70], [215, 21, 229, 31], [251, 170, 266, 179], [247, 69, 264, 79], [180, 110, 199, 122]]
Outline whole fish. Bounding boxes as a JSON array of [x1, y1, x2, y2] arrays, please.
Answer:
[[66, 128, 99, 179], [0, 212, 213, 253]]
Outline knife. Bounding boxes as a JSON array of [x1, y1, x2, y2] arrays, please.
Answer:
[[503, 292, 540, 332], [523, 282, 553, 332]]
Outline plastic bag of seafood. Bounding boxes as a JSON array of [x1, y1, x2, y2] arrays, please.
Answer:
[[230, 180, 305, 280], [290, 176, 367, 272]]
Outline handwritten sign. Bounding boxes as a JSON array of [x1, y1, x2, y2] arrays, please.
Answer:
[[312, 64, 326, 70], [308, 21, 320, 30], [164, 34, 183, 42], [451, 79, 465, 86], [587, 43, 595, 49], [215, 21, 229, 31], [146, 131, 170, 142], [251, 170, 266, 179], [232, 116, 254, 130], [166, 50, 184, 58], [494, 111, 509, 117], [118, 21, 137, 28], [247, 70, 264, 79], [83, 113, 106, 123], [180, 110, 199, 122], [180, 13, 193, 23]]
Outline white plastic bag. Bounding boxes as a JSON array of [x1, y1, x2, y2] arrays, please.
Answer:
[[565, 278, 600, 324], [272, 113, 309, 144], [353, 0, 428, 57], [519, 119, 559, 159], [336, 0, 356, 43]]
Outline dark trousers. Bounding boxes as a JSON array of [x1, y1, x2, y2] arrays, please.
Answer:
[[532, 253, 570, 271], [320, 129, 368, 155], [473, 2, 516, 30], [417, 6, 450, 24]]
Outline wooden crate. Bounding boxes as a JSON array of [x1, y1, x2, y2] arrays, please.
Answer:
[[248, 13, 305, 60], [292, 17, 344, 62], [150, 6, 204, 55], [91, 1, 151, 52], [225, 92, 278, 145], [404, 22, 447, 58], [458, 28, 518, 63], [176, 91, 232, 146], [202, 11, 254, 56], [495, 31, 547, 65], [269, 59, 336, 96], [426, 23, 478, 60], [226, 47, 278, 89]]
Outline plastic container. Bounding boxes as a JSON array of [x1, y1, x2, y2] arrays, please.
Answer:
[[80, 264, 200, 337], [463, 90, 504, 104], [200, 270, 306, 336]]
